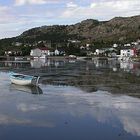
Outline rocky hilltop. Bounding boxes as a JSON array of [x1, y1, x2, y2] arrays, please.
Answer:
[[0, 15, 140, 51], [19, 15, 140, 43]]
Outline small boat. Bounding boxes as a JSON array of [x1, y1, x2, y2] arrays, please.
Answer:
[[10, 73, 40, 86]]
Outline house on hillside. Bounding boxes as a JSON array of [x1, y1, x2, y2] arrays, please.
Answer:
[[30, 47, 50, 58], [94, 49, 105, 55], [94, 48, 117, 57], [54, 49, 60, 56], [30, 48, 41, 57], [120, 48, 137, 57], [40, 47, 50, 56], [124, 43, 131, 47], [5, 50, 22, 56], [113, 44, 118, 48]]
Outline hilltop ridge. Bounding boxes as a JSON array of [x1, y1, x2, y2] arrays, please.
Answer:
[[0, 15, 140, 55]]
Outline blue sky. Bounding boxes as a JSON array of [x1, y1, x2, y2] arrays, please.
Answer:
[[0, 0, 140, 39]]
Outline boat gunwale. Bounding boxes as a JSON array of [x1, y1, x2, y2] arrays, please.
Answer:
[[9, 72, 40, 86], [10, 74, 35, 80]]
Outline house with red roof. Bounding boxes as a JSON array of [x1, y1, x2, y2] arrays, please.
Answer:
[[39, 47, 50, 56], [30, 47, 50, 58]]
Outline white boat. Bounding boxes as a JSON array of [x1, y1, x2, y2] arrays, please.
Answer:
[[10, 73, 40, 86]]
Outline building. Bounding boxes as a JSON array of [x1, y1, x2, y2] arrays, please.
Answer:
[[54, 49, 60, 56], [40, 47, 50, 56], [94, 49, 105, 55], [124, 43, 131, 47], [120, 48, 137, 57], [94, 48, 117, 56], [113, 44, 118, 48], [30, 47, 50, 57], [30, 48, 42, 57], [5, 50, 22, 56]]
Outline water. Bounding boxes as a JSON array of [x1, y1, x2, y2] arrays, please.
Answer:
[[0, 59, 140, 140]]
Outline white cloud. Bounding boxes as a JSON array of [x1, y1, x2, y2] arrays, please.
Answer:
[[17, 103, 45, 112], [61, 0, 140, 21], [66, 2, 78, 8], [0, 0, 140, 38], [0, 5, 8, 12], [15, 0, 76, 6], [90, 0, 140, 11], [0, 114, 30, 125], [90, 3, 97, 8], [15, 0, 47, 6], [14, 0, 69, 6], [0, 6, 14, 24]]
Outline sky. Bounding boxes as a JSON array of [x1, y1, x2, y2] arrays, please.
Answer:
[[0, 0, 140, 39]]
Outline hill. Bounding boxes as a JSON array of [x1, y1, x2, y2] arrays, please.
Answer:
[[19, 15, 140, 43], [0, 15, 140, 55]]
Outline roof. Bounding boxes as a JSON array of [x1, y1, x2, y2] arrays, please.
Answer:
[[39, 47, 48, 50]]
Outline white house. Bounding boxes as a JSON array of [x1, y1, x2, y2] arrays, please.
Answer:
[[124, 44, 131, 47], [113, 44, 118, 48], [120, 48, 136, 57], [40, 47, 50, 56], [95, 49, 105, 55], [5, 50, 22, 56], [131, 42, 139, 46], [94, 48, 117, 56], [30, 48, 41, 57], [54, 49, 60, 56], [30, 47, 50, 58]]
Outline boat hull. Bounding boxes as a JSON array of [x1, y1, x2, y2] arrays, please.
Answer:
[[9, 73, 40, 86], [10, 78, 32, 86]]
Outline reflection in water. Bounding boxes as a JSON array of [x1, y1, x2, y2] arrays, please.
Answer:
[[10, 84, 43, 94], [30, 59, 66, 68], [93, 59, 140, 76], [120, 61, 134, 71], [4, 61, 30, 68], [0, 83, 140, 139], [1, 59, 140, 95], [0, 60, 140, 139], [30, 59, 49, 68], [1, 58, 140, 76]]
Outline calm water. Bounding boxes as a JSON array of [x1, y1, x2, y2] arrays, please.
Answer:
[[0, 59, 140, 140]]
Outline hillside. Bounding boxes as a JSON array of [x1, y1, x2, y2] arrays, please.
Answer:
[[19, 15, 140, 43], [0, 15, 140, 53], [67, 15, 140, 42]]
